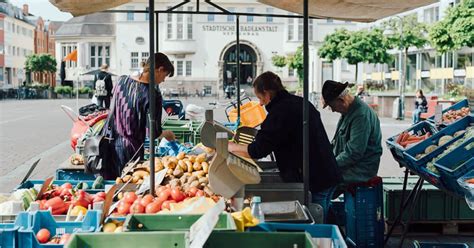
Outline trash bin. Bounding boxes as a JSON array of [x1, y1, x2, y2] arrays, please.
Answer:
[[392, 97, 400, 119]]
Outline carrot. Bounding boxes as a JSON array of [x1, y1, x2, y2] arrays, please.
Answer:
[[406, 136, 424, 141], [400, 139, 422, 148], [466, 178, 474, 184], [396, 132, 404, 144]]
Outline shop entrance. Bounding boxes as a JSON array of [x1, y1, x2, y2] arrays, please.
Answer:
[[223, 44, 257, 87]]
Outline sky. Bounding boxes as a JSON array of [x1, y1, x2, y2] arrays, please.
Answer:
[[9, 0, 73, 22]]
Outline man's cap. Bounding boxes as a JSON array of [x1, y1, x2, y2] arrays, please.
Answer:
[[322, 80, 349, 108]]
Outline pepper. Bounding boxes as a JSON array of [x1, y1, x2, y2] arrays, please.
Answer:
[[72, 190, 92, 208], [45, 197, 67, 214]]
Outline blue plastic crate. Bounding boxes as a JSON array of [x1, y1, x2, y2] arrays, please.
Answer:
[[427, 99, 471, 124], [385, 121, 437, 168], [249, 223, 347, 248], [15, 180, 114, 194], [17, 210, 100, 248], [0, 212, 32, 248], [55, 169, 96, 181], [345, 178, 384, 248], [435, 137, 474, 196], [413, 241, 469, 248], [403, 116, 474, 174]]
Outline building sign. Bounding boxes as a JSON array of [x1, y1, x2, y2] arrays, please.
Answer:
[[201, 24, 278, 36]]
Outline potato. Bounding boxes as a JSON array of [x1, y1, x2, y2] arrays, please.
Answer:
[[165, 160, 177, 170], [186, 161, 193, 173], [193, 162, 202, 171], [424, 145, 438, 154], [155, 163, 165, 172], [132, 176, 140, 183], [123, 175, 132, 182], [173, 168, 184, 177], [180, 176, 188, 185], [199, 177, 209, 184], [178, 160, 187, 171], [438, 135, 453, 146], [189, 155, 197, 163], [202, 162, 209, 173], [194, 171, 206, 178], [183, 172, 192, 177], [169, 157, 179, 165], [187, 175, 198, 184], [133, 170, 148, 178], [196, 154, 206, 163], [190, 180, 200, 188], [167, 168, 174, 175], [177, 152, 186, 160], [170, 179, 181, 188], [115, 177, 123, 184]]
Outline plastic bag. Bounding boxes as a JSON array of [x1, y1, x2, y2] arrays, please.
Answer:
[[157, 138, 192, 156], [91, 95, 98, 105]]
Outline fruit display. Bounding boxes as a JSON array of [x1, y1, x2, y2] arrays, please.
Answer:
[[441, 107, 470, 124], [36, 228, 71, 244], [103, 220, 125, 233], [396, 131, 431, 148], [70, 153, 84, 165]]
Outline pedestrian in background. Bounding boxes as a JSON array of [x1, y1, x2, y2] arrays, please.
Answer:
[[412, 89, 427, 124], [93, 64, 113, 109]]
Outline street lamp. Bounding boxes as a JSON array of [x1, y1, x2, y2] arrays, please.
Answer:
[[384, 16, 405, 120]]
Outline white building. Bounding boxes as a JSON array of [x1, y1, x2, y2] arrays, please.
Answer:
[[361, 0, 473, 94], [0, 2, 35, 89], [54, 0, 359, 96]]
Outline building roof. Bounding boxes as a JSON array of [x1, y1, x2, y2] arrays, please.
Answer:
[[55, 12, 115, 38], [0, 2, 35, 26]]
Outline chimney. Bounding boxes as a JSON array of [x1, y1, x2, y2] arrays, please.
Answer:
[[22, 4, 29, 16]]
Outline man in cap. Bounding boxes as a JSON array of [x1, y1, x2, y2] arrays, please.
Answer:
[[322, 80, 382, 186]]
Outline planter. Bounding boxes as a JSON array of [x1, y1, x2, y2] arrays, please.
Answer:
[[79, 93, 90, 99]]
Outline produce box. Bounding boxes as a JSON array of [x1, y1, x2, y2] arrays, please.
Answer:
[[413, 241, 469, 248], [203, 232, 316, 248], [386, 121, 437, 168], [55, 169, 96, 181], [435, 137, 474, 196], [403, 116, 474, 187], [124, 213, 236, 232], [17, 210, 100, 247], [0, 212, 32, 248], [457, 169, 474, 210], [428, 99, 471, 125], [250, 223, 347, 248], [66, 231, 190, 248], [15, 179, 114, 194]]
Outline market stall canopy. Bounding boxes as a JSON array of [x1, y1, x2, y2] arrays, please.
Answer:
[[258, 0, 437, 22], [49, 0, 129, 17]]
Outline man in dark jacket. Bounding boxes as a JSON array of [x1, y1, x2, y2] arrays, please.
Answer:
[[93, 64, 113, 109], [229, 71, 342, 221]]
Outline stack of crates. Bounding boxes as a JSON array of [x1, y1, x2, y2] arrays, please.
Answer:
[[345, 177, 384, 248], [191, 121, 203, 145], [161, 119, 194, 143]]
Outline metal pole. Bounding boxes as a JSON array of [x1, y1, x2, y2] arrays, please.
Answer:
[[398, 17, 405, 120], [236, 15, 241, 122], [156, 13, 159, 52], [303, 0, 310, 206], [148, 0, 156, 196]]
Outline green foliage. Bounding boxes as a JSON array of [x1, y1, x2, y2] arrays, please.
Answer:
[[341, 29, 392, 65], [446, 83, 465, 99], [54, 86, 73, 95], [271, 55, 287, 68], [383, 14, 429, 51], [73, 87, 93, 95], [25, 54, 57, 74], [27, 82, 50, 90], [287, 46, 304, 86], [429, 0, 474, 53], [318, 28, 351, 61]]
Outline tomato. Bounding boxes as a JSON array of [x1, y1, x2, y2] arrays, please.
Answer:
[[187, 187, 198, 197], [158, 189, 171, 200], [117, 202, 131, 215], [145, 201, 162, 213], [123, 192, 138, 204], [130, 201, 145, 214], [61, 183, 72, 190], [36, 228, 51, 244], [171, 188, 186, 202], [161, 200, 176, 210], [59, 234, 71, 245], [156, 186, 168, 195], [196, 190, 205, 197], [140, 194, 154, 207]]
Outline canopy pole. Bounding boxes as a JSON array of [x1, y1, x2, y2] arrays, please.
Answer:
[[236, 15, 241, 122], [303, 0, 310, 206], [148, 0, 156, 196], [156, 13, 159, 52]]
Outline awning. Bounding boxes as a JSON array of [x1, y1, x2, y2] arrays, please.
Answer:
[[258, 0, 437, 22], [49, 0, 129, 17]]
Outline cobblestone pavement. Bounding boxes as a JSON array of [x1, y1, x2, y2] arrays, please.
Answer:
[[0, 96, 410, 192]]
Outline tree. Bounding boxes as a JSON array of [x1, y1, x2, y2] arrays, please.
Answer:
[[271, 55, 287, 68], [429, 0, 474, 53], [319, 28, 392, 82], [383, 15, 429, 53], [287, 46, 304, 87], [25, 54, 57, 85]]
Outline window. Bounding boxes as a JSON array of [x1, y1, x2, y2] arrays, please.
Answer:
[[266, 8, 273, 23], [288, 18, 294, 40], [177, 7, 183, 39], [12, 46, 15, 56], [141, 52, 149, 63], [145, 7, 149, 21], [247, 8, 254, 22], [22, 27, 26, 35], [23, 48, 27, 56], [327, 18, 333, 23], [298, 18, 303, 41], [7, 46, 11, 55], [186, 61, 192, 76], [341, 59, 349, 71], [187, 7, 193, 39], [309, 19, 313, 41], [127, 6, 134, 21], [227, 8, 235, 22], [131, 52, 139, 69], [177, 61, 183, 76], [423, 6, 439, 23], [167, 7, 173, 39], [207, 7, 215, 22], [288, 68, 295, 77], [90, 43, 111, 68], [12, 24, 15, 33]]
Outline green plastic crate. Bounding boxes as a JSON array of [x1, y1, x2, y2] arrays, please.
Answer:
[[124, 213, 236, 232], [66, 231, 189, 248], [203, 232, 316, 248]]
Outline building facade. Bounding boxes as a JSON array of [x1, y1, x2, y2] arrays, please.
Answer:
[[0, 2, 34, 89], [54, 0, 359, 96], [361, 0, 473, 95]]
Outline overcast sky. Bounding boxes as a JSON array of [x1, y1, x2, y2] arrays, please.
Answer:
[[9, 0, 73, 21]]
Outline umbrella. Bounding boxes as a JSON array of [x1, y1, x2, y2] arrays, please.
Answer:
[[258, 0, 436, 22], [81, 69, 117, 76], [49, 0, 129, 17], [63, 49, 77, 62]]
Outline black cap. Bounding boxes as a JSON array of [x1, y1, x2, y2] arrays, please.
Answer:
[[322, 80, 349, 108]]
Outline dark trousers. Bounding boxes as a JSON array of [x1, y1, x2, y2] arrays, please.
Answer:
[[97, 96, 111, 109]]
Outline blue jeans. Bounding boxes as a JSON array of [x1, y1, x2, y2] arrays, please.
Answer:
[[412, 108, 422, 124], [312, 186, 337, 223]]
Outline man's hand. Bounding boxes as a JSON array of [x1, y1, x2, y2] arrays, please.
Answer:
[[160, 130, 176, 141], [228, 141, 251, 158]]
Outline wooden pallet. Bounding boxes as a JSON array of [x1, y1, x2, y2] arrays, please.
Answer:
[[387, 220, 474, 235]]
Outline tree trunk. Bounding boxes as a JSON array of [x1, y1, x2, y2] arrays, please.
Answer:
[[355, 63, 358, 84]]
